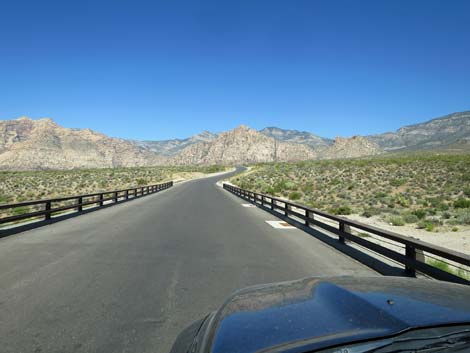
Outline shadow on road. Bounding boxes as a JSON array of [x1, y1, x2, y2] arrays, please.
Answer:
[[238, 198, 407, 277]]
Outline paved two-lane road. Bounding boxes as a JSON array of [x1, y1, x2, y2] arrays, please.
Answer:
[[0, 169, 375, 353]]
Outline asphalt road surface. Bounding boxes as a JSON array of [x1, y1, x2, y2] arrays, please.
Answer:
[[0, 169, 375, 353]]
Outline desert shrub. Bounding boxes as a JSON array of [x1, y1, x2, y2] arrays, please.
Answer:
[[288, 191, 302, 200], [395, 195, 411, 207], [464, 187, 470, 197], [456, 211, 470, 225], [0, 195, 10, 204], [403, 213, 419, 224], [273, 180, 287, 193], [329, 206, 352, 215], [388, 216, 405, 226], [417, 219, 439, 232], [412, 209, 427, 219], [285, 181, 297, 190], [362, 208, 381, 218], [454, 198, 470, 208], [12, 206, 30, 216], [442, 212, 452, 219], [330, 178, 341, 185], [137, 178, 147, 186], [263, 186, 275, 194], [390, 179, 405, 187]]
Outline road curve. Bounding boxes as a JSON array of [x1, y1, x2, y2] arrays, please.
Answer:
[[0, 169, 375, 353]]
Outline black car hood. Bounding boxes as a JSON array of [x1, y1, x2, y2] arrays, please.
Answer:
[[207, 276, 470, 353]]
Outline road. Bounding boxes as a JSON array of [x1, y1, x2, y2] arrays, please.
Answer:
[[0, 169, 375, 353]]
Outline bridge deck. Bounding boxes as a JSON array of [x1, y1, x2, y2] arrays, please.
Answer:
[[0, 169, 375, 353]]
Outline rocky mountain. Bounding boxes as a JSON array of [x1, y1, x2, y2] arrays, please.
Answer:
[[136, 130, 217, 156], [260, 127, 333, 148], [1, 110, 468, 170], [367, 111, 470, 151], [318, 136, 381, 159], [0, 117, 166, 170], [170, 125, 318, 165]]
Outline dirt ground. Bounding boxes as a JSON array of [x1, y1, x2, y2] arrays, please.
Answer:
[[347, 214, 470, 255]]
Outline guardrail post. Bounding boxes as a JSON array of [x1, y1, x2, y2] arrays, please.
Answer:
[[284, 203, 289, 216], [45, 201, 51, 220], [338, 222, 346, 243], [141, 187, 144, 196], [77, 197, 83, 212], [405, 245, 417, 277], [305, 210, 311, 226], [99, 193, 104, 206], [114, 192, 118, 203], [125, 190, 129, 200], [271, 198, 274, 210]]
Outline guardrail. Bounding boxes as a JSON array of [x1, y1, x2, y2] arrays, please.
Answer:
[[0, 181, 173, 227], [223, 183, 470, 285]]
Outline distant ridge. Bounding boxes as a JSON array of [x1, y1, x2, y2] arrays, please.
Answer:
[[259, 126, 333, 148], [367, 111, 470, 151], [0, 110, 469, 170]]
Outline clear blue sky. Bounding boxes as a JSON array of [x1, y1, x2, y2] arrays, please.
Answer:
[[1, 0, 469, 140]]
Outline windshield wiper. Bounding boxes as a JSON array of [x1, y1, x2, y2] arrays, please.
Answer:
[[367, 329, 470, 353]]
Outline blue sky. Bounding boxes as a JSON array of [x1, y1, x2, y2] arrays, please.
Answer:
[[1, 0, 469, 140]]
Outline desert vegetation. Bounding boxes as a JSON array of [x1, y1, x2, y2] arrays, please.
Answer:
[[230, 154, 470, 233], [0, 165, 225, 206]]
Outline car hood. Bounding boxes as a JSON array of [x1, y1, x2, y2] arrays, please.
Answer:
[[207, 276, 470, 353]]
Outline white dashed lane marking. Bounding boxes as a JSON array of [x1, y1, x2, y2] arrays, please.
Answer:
[[265, 221, 296, 229]]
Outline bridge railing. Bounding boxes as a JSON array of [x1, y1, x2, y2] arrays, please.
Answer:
[[0, 181, 173, 227], [223, 183, 470, 285]]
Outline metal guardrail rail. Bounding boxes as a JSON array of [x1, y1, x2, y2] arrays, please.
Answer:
[[224, 183, 470, 285], [0, 181, 173, 227]]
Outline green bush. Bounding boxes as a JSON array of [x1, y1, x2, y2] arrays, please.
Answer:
[[456, 211, 470, 225], [464, 187, 470, 197], [417, 219, 438, 232], [412, 209, 427, 219], [454, 198, 470, 209], [390, 179, 405, 187], [329, 206, 352, 215], [288, 191, 302, 200], [137, 178, 147, 186], [388, 216, 405, 226], [13, 206, 30, 216], [362, 207, 381, 218], [403, 213, 419, 224], [395, 195, 411, 207]]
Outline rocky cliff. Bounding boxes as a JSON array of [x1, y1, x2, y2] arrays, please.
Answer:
[[170, 125, 318, 165], [0, 117, 166, 170]]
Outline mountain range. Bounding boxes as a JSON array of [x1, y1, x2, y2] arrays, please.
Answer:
[[0, 111, 469, 170]]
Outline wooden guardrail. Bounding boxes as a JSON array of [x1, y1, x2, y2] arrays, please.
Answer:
[[224, 183, 470, 285], [0, 181, 173, 227]]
